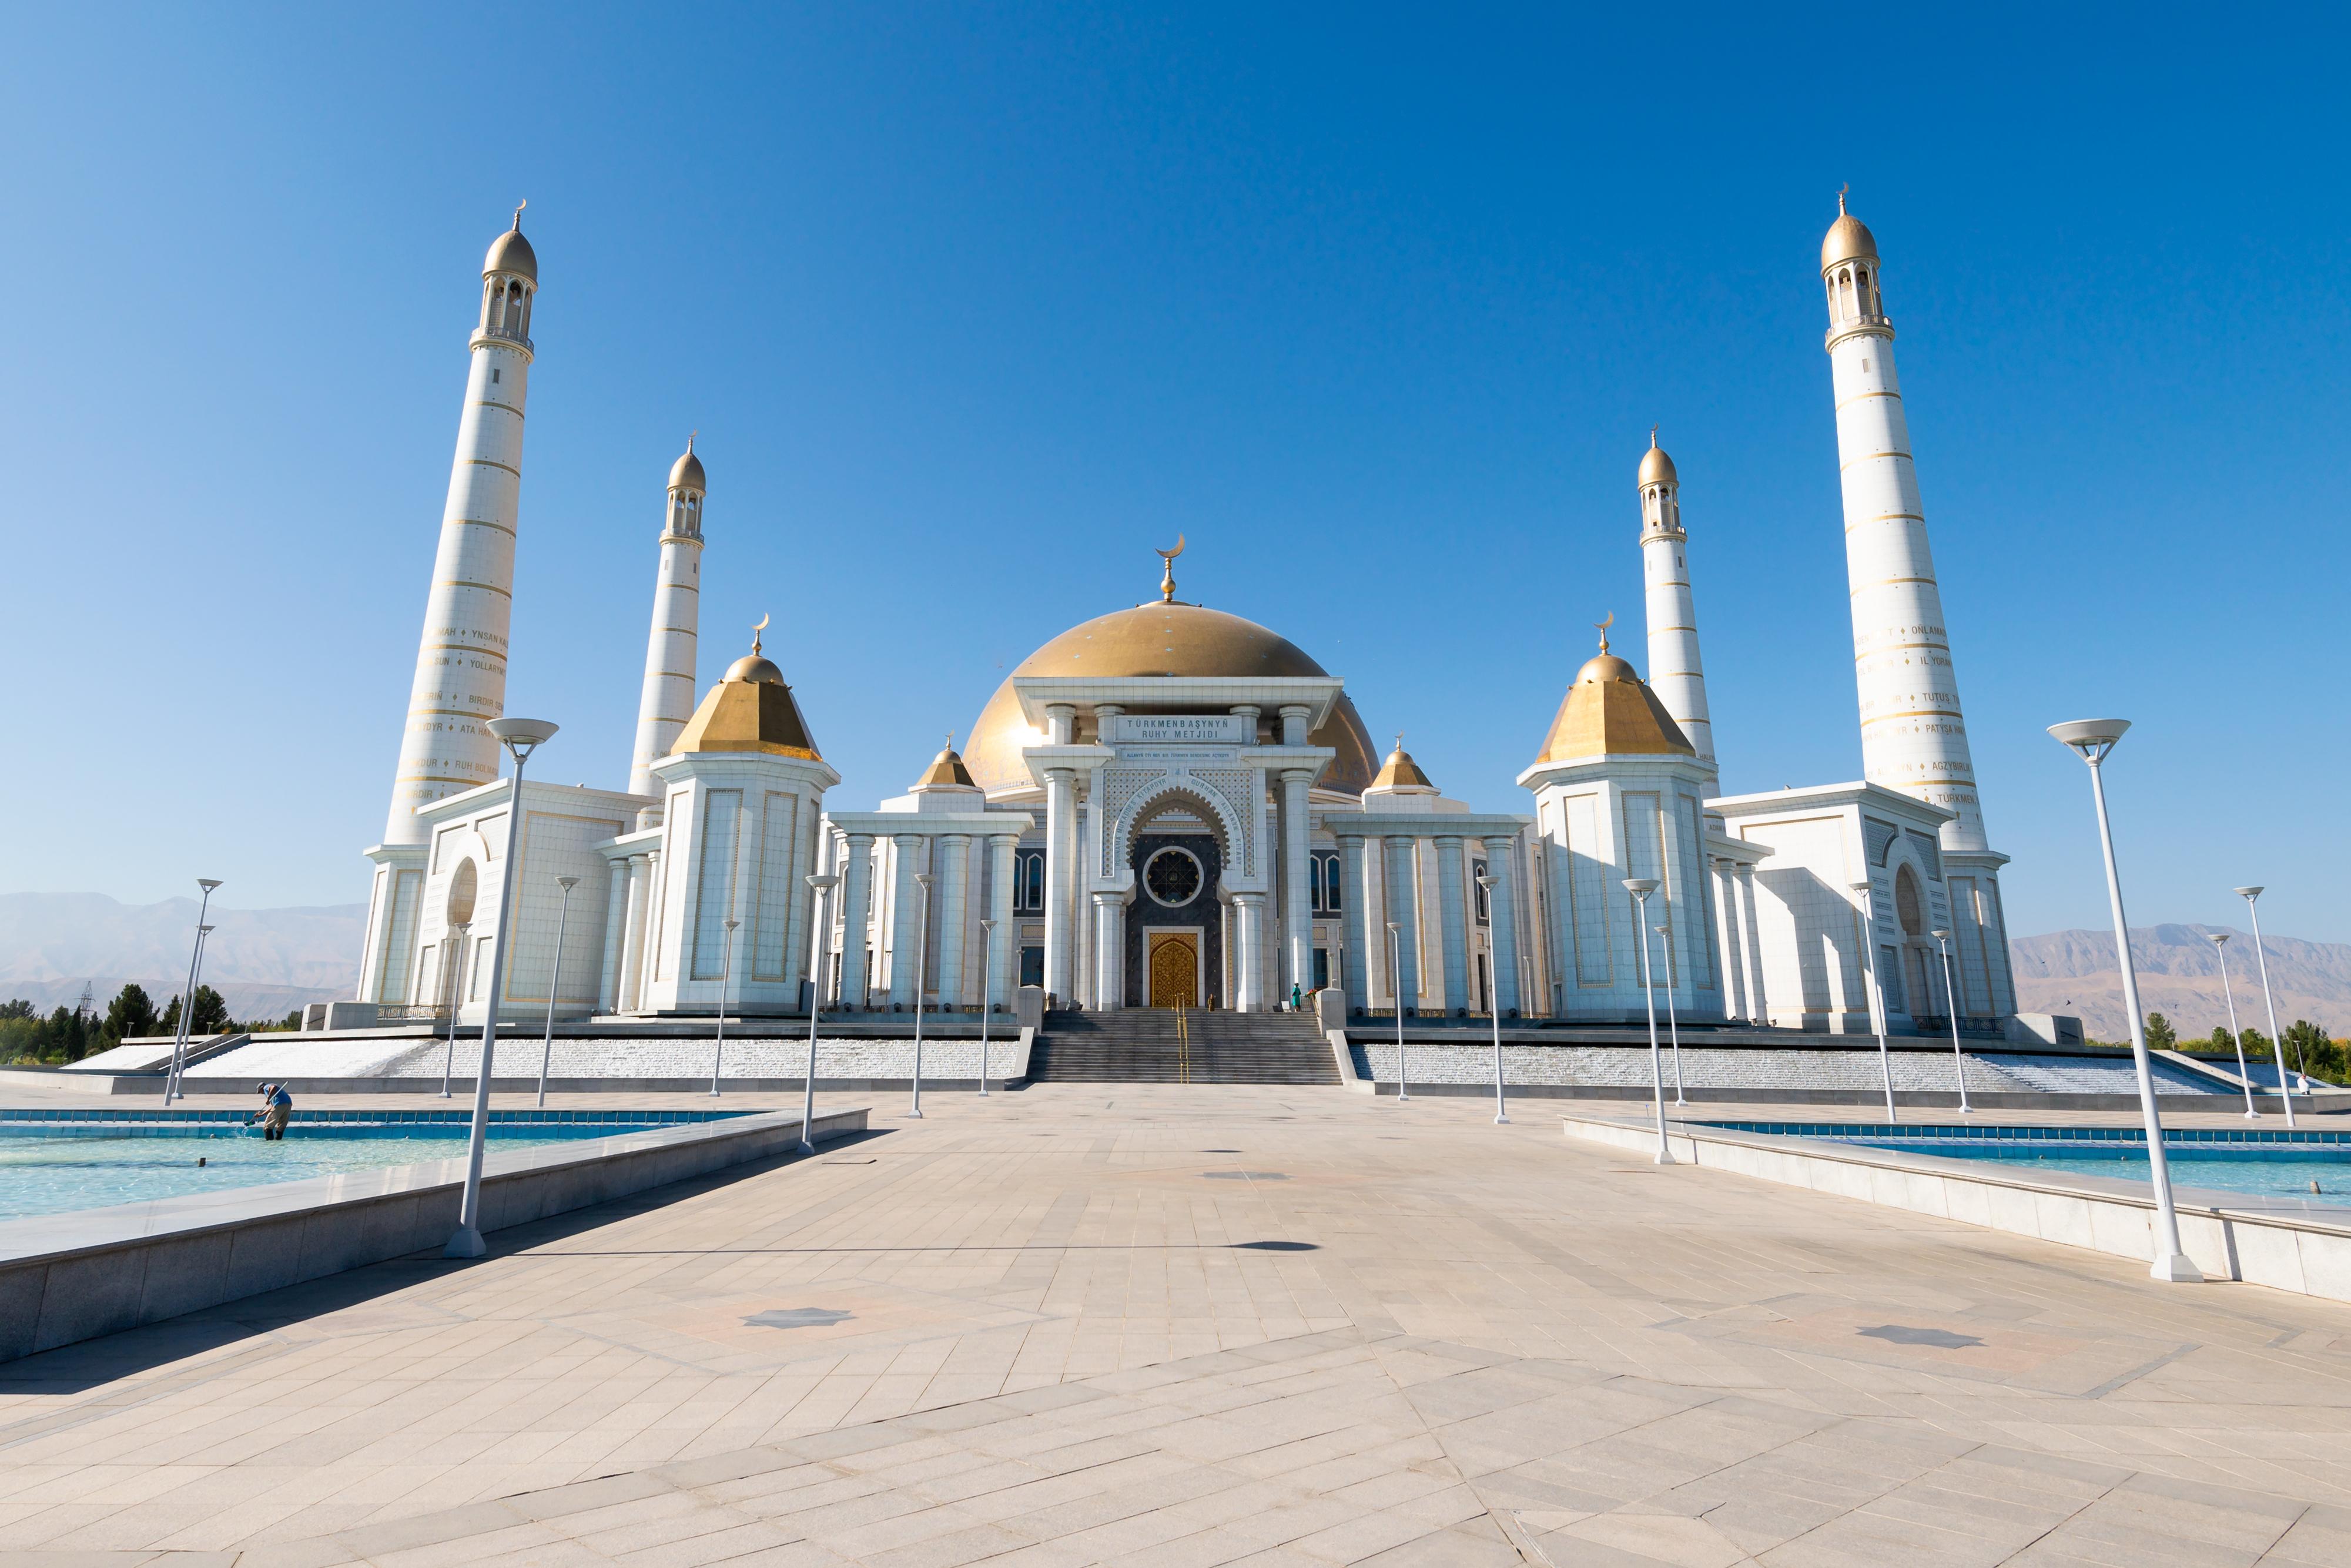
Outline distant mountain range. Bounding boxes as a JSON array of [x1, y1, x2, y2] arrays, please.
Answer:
[[2013, 924, 2351, 1043], [0, 892, 364, 1023], [4, 894, 2343, 1045]]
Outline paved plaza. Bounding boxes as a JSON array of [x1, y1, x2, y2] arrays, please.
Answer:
[[4, 1084, 2351, 1566]]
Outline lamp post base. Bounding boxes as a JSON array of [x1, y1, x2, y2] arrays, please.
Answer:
[[1653, 1150, 1677, 1165], [443, 1225, 487, 1259], [2150, 1252, 2203, 1284]]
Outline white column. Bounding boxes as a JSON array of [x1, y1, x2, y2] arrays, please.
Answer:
[[597, 860, 628, 1014], [1736, 862, 1765, 1023], [1483, 836, 1522, 1017], [1385, 837, 1421, 1014], [838, 833, 874, 1009], [1435, 836, 1468, 1016], [889, 835, 924, 1007], [936, 834, 971, 1008], [1710, 861, 1745, 1023], [617, 852, 651, 1012], [1825, 207, 1987, 852], [1093, 892, 1125, 1009], [987, 833, 1019, 1011], [1043, 766, 1076, 1007], [1233, 893, 1264, 1011], [384, 233, 535, 844], [1280, 768, 1314, 1001], [1337, 833, 1369, 1016]]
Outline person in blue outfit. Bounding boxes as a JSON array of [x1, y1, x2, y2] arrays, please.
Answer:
[[253, 1082, 292, 1140]]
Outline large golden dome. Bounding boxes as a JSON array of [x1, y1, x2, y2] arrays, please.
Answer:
[[963, 602, 1378, 795]]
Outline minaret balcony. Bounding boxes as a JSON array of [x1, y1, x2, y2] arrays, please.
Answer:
[[470, 326, 535, 354]]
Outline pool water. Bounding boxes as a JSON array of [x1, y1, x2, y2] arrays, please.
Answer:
[[1709, 1121, 2351, 1208], [0, 1110, 748, 1221]]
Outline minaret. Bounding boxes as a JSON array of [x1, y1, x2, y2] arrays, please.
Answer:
[[1638, 429, 1713, 768], [381, 207, 539, 843], [628, 437, 707, 799], [1821, 193, 1988, 853]]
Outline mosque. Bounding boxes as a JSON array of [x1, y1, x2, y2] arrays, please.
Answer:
[[342, 199, 2028, 1046]]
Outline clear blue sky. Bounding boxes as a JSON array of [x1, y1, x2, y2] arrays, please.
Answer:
[[2, 5, 2345, 943]]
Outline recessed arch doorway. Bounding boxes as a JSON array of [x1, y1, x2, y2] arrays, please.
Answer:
[[1148, 931, 1201, 1008]]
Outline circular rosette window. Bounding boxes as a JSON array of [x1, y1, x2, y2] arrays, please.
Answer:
[[1143, 846, 1205, 908]]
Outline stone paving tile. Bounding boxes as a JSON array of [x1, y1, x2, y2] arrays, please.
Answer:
[[7, 1087, 2351, 1564]]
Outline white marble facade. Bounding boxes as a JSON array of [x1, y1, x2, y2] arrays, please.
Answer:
[[351, 197, 2027, 1035]]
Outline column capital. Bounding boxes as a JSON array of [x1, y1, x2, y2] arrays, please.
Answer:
[[1434, 833, 1465, 849], [1093, 702, 1125, 719], [1277, 703, 1313, 720], [986, 830, 1023, 847], [940, 832, 972, 848], [892, 832, 925, 849], [1279, 767, 1315, 785], [1334, 830, 1365, 846]]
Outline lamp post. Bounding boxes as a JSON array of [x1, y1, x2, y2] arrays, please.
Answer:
[[1479, 875, 1507, 1124], [2236, 887, 2295, 1122], [802, 873, 838, 1153], [1849, 879, 1897, 1123], [978, 916, 997, 1096], [1929, 929, 1971, 1114], [2210, 932, 2259, 1120], [445, 716, 557, 1260], [438, 921, 471, 1098], [2049, 718, 2199, 1282], [1387, 921, 1408, 1101], [165, 879, 222, 1104], [534, 876, 579, 1110], [1653, 923, 1687, 1107], [709, 917, 740, 1097], [1622, 879, 1673, 1164], [909, 871, 932, 1118]]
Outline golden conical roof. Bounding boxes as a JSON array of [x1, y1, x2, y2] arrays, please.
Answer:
[[673, 635, 820, 760], [1369, 742, 1435, 792], [915, 744, 977, 789], [669, 434, 706, 493], [1534, 645, 1694, 764], [485, 209, 538, 282]]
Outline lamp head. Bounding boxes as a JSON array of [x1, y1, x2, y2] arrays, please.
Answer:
[[724, 917, 739, 931], [807, 873, 839, 891], [1930, 928, 1951, 942], [1386, 920, 1401, 933], [2234, 885, 2264, 900], [2048, 718, 2129, 760], [1476, 873, 1498, 890], [1849, 878, 1872, 894], [487, 716, 560, 760], [1653, 923, 1669, 936], [979, 916, 996, 930], [2208, 931, 2229, 946], [197, 878, 223, 892], [198, 924, 215, 934], [1622, 877, 1659, 896], [913, 872, 932, 888], [557, 875, 580, 891]]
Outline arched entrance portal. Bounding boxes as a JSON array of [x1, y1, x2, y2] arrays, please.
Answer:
[[1124, 790, 1228, 1008]]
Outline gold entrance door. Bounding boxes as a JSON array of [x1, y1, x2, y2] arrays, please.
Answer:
[[1148, 934, 1198, 1009]]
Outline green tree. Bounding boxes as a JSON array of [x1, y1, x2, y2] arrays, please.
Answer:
[[2208, 1026, 2237, 1052], [2284, 1020, 2333, 1085], [102, 983, 157, 1042], [2144, 1013, 2176, 1051]]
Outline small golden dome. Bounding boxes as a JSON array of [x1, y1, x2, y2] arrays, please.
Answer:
[[1821, 194, 1878, 272], [1637, 429, 1677, 488], [485, 218, 538, 283], [1369, 743, 1435, 792], [1534, 651, 1695, 764], [915, 745, 977, 789], [669, 436, 706, 494], [675, 645, 820, 760], [963, 601, 1377, 794]]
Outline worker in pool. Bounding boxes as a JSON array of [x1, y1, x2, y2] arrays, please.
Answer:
[[252, 1082, 293, 1140]]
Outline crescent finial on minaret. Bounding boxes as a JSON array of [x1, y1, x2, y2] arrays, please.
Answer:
[[1836, 183, 1848, 216], [513, 198, 527, 231], [1156, 533, 1186, 603], [1595, 611, 1614, 654], [752, 612, 770, 655]]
